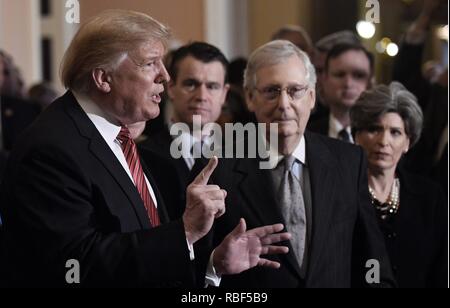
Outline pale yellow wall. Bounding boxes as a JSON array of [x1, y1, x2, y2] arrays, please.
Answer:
[[0, 0, 41, 88], [79, 0, 205, 45], [248, 0, 313, 52]]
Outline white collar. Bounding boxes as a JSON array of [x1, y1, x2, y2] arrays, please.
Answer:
[[73, 91, 121, 145], [266, 135, 306, 167], [329, 113, 352, 139]]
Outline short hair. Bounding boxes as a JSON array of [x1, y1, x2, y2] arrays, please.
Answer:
[[315, 30, 360, 53], [350, 82, 423, 147], [325, 43, 374, 74], [244, 40, 317, 91], [61, 10, 171, 93], [271, 25, 313, 54], [169, 42, 229, 83]]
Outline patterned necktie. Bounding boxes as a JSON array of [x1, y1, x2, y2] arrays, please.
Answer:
[[338, 128, 351, 143], [117, 127, 160, 227], [273, 155, 307, 268]]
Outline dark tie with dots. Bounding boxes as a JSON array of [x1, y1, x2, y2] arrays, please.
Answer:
[[117, 127, 160, 227]]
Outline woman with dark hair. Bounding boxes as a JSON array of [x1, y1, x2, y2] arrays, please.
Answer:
[[350, 82, 447, 288]]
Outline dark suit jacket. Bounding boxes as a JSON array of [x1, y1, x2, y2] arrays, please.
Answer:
[[306, 113, 329, 137], [403, 83, 448, 193], [378, 168, 447, 288], [1, 95, 41, 151], [139, 128, 191, 220], [211, 132, 395, 288], [0, 91, 202, 287], [139, 128, 209, 220]]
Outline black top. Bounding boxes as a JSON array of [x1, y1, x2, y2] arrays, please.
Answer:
[[375, 168, 447, 288]]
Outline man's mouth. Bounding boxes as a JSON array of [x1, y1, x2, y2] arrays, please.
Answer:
[[151, 94, 161, 103]]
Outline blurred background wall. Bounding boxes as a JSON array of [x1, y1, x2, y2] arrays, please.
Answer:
[[0, 0, 447, 94]]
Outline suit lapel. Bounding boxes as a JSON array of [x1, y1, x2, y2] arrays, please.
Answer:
[[304, 132, 338, 277], [235, 158, 304, 279], [235, 159, 282, 226], [63, 92, 152, 229]]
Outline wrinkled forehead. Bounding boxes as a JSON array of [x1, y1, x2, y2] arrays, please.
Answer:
[[255, 56, 308, 85]]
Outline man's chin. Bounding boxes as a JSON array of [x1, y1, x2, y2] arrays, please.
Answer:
[[340, 98, 358, 108], [277, 126, 297, 137], [146, 108, 160, 120]]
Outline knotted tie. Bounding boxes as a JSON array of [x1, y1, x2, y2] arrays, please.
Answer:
[[273, 155, 307, 268], [338, 128, 351, 143], [117, 127, 160, 227]]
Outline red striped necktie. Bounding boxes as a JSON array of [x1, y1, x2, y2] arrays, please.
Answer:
[[117, 126, 160, 227]]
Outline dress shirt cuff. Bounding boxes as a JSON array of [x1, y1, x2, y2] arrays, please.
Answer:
[[204, 250, 222, 287]]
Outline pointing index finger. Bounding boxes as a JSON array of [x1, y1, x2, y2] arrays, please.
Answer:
[[192, 156, 218, 185]]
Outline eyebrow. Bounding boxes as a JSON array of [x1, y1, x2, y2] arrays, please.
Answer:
[[182, 77, 222, 84], [373, 124, 404, 130], [262, 83, 307, 89]]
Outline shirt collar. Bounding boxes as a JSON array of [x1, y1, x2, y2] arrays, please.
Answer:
[[266, 134, 306, 167], [329, 113, 351, 139], [73, 91, 121, 145]]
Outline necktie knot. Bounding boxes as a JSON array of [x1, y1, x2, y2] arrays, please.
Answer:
[[283, 155, 296, 173], [117, 126, 132, 143]]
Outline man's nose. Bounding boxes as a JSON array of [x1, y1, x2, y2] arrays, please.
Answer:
[[156, 62, 170, 84], [343, 75, 354, 88], [194, 84, 209, 101], [277, 89, 291, 110]]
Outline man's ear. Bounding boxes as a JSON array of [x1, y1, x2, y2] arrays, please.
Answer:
[[245, 88, 256, 112], [220, 83, 230, 107], [308, 88, 316, 110], [92, 68, 112, 93]]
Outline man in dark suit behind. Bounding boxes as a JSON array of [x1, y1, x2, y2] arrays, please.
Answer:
[[140, 42, 229, 220], [211, 40, 395, 287], [307, 43, 373, 144], [0, 10, 290, 287]]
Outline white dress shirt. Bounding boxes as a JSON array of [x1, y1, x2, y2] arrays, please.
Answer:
[[328, 114, 354, 143]]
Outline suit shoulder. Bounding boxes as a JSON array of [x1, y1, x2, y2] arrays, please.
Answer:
[[139, 127, 172, 154], [307, 115, 328, 135], [308, 131, 362, 155]]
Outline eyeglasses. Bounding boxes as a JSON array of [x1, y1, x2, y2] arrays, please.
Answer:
[[254, 85, 309, 101]]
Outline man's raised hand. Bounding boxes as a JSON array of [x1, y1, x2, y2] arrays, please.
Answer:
[[213, 218, 291, 275], [183, 156, 227, 245]]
